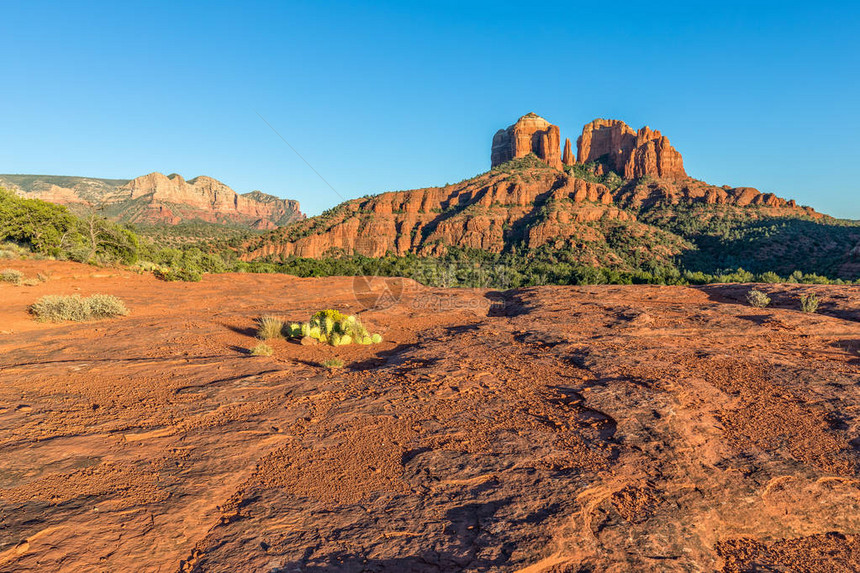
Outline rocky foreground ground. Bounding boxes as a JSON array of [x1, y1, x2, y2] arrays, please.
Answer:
[[1, 260, 859, 572]]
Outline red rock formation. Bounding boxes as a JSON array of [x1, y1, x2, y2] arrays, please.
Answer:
[[577, 119, 637, 174], [577, 119, 686, 179], [491, 113, 563, 170], [120, 173, 303, 228], [625, 127, 686, 179], [119, 173, 304, 228], [243, 168, 622, 260], [562, 138, 574, 166], [243, 161, 817, 263], [612, 178, 821, 216], [0, 172, 304, 229]]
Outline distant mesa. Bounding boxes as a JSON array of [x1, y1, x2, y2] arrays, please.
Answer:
[[491, 113, 686, 180], [0, 172, 304, 230]]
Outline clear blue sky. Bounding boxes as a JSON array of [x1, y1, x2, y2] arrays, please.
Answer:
[[2, 1, 858, 218]]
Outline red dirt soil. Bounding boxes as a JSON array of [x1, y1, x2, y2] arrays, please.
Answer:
[[1, 259, 859, 572]]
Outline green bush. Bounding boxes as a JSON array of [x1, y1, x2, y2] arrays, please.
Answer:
[[758, 271, 782, 283], [30, 294, 129, 322], [153, 267, 203, 282], [491, 153, 554, 174], [1, 268, 24, 285], [746, 289, 771, 308], [799, 293, 820, 313], [0, 188, 138, 264], [322, 358, 344, 369]]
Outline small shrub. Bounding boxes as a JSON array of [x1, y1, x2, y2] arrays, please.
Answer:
[[800, 293, 820, 313], [322, 358, 344, 369], [256, 315, 285, 339], [153, 267, 203, 282], [250, 342, 274, 356], [746, 289, 771, 308], [1, 268, 24, 285], [30, 294, 129, 322], [0, 242, 29, 260], [86, 294, 130, 318]]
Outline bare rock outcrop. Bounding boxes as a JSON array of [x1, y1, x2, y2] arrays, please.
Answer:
[[243, 168, 642, 260], [563, 138, 574, 166], [577, 119, 687, 179], [4, 263, 860, 572], [491, 113, 563, 170]]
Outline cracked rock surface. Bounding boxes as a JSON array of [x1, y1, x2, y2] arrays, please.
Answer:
[[1, 260, 859, 572]]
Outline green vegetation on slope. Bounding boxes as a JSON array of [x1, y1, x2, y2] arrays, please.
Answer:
[[638, 201, 860, 277], [237, 248, 858, 288], [3, 182, 859, 287], [0, 187, 139, 264]]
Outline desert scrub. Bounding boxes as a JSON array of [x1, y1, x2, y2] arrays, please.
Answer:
[[31, 294, 129, 322], [1, 268, 24, 285], [153, 267, 202, 282], [322, 358, 344, 369], [746, 289, 771, 308], [285, 309, 383, 346], [800, 293, 820, 313], [0, 242, 30, 260], [250, 342, 274, 356], [256, 315, 285, 339]]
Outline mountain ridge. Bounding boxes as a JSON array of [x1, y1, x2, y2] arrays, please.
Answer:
[[240, 114, 859, 279], [0, 172, 304, 230]]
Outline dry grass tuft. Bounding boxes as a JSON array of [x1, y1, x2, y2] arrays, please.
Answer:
[[250, 342, 274, 356], [256, 315, 285, 340], [31, 294, 129, 322]]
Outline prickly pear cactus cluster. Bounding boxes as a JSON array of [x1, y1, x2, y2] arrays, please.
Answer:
[[287, 309, 383, 346]]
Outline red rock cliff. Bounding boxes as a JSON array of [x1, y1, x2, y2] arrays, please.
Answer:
[[118, 173, 304, 228], [491, 113, 563, 170], [577, 119, 686, 179]]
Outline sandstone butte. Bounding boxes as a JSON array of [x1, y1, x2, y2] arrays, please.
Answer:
[[491, 113, 563, 170], [0, 172, 304, 230], [243, 114, 815, 261]]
